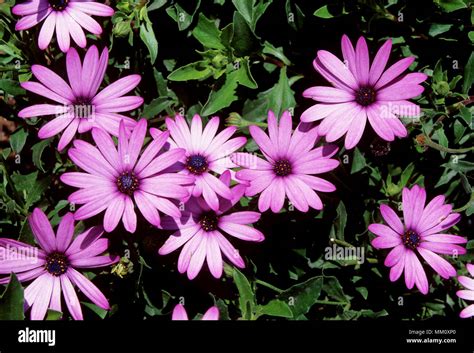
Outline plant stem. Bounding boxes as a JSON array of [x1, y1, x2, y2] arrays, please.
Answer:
[[313, 300, 348, 306], [255, 279, 284, 294], [446, 96, 474, 114], [417, 134, 474, 153], [330, 238, 355, 248], [0, 65, 29, 72]]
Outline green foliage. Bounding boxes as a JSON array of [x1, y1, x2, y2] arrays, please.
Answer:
[[0, 274, 24, 320], [0, 0, 472, 322], [278, 277, 323, 319]]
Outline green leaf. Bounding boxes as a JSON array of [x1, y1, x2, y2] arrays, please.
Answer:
[[218, 24, 233, 51], [436, 0, 467, 13], [0, 79, 25, 96], [400, 163, 415, 188], [9, 127, 27, 154], [18, 218, 35, 244], [1, 147, 11, 160], [48, 200, 69, 226], [235, 58, 258, 89], [314, 5, 334, 18], [192, 13, 225, 50], [356, 287, 368, 300], [278, 276, 323, 318], [201, 71, 239, 116], [45, 310, 62, 320], [432, 59, 444, 82], [0, 273, 25, 320], [462, 51, 474, 94], [242, 67, 300, 122], [139, 22, 158, 64], [453, 120, 466, 144], [334, 201, 347, 241], [285, 0, 305, 30], [256, 300, 293, 318], [214, 299, 230, 320], [142, 97, 172, 118], [82, 302, 108, 319], [168, 61, 212, 81], [11, 171, 50, 208], [449, 74, 463, 90], [231, 11, 260, 57], [232, 0, 253, 25], [112, 19, 132, 37], [350, 148, 366, 174], [147, 0, 167, 12], [232, 268, 255, 320], [263, 41, 291, 65], [322, 276, 348, 303], [267, 66, 298, 117], [154, 68, 178, 99], [31, 139, 51, 173], [200, 60, 257, 116], [165, 1, 201, 31], [163, 59, 176, 72], [232, 0, 271, 30], [443, 159, 474, 173], [428, 23, 452, 37], [458, 106, 472, 127]]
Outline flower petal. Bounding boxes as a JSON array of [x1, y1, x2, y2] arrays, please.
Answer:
[[29, 208, 56, 253], [67, 268, 110, 309], [60, 275, 83, 320], [56, 212, 75, 252], [417, 248, 456, 279]]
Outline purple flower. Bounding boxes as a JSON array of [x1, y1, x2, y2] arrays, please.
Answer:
[[457, 264, 474, 318], [301, 35, 427, 149], [61, 119, 194, 233], [18, 46, 143, 151], [172, 304, 219, 320], [152, 114, 246, 212], [0, 208, 118, 320], [159, 171, 264, 280], [13, 0, 114, 52], [369, 185, 467, 294], [231, 110, 339, 213]]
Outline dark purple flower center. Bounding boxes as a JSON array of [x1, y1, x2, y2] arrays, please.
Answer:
[[401, 230, 421, 250], [73, 97, 94, 119], [186, 155, 208, 175], [273, 159, 292, 177], [199, 212, 219, 232], [355, 87, 377, 107], [45, 252, 69, 276], [117, 171, 139, 195], [49, 0, 69, 11]]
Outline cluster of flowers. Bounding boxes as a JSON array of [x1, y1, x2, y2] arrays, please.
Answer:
[[1, 0, 472, 321]]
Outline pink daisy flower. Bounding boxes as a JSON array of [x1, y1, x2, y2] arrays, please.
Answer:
[[231, 110, 339, 213], [172, 304, 219, 320], [18, 45, 142, 151], [159, 171, 264, 280], [61, 119, 194, 233], [151, 114, 246, 212], [0, 208, 118, 320], [13, 0, 114, 52], [301, 35, 427, 149], [456, 264, 474, 318], [369, 185, 467, 294]]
